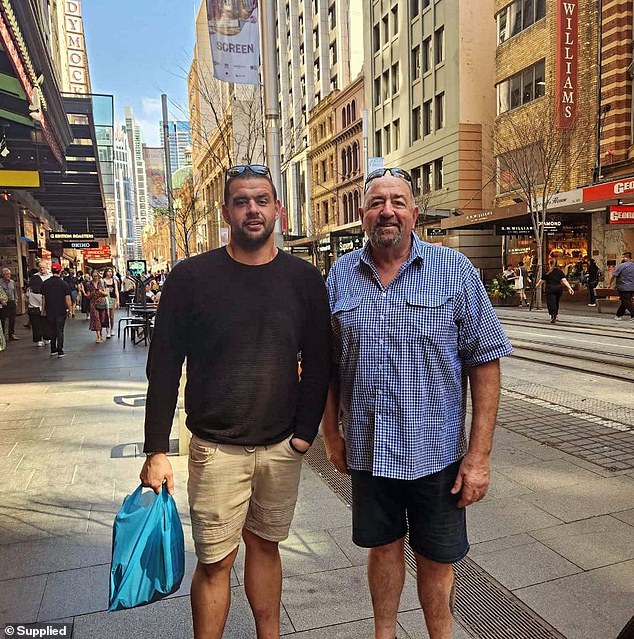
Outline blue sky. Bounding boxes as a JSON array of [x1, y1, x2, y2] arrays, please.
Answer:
[[82, 0, 200, 145]]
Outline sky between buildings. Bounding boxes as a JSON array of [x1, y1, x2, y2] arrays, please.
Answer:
[[82, 0, 198, 145]]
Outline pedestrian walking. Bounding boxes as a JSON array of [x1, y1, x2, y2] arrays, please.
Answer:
[[25, 263, 51, 340], [84, 270, 109, 343], [79, 270, 92, 319], [0, 284, 7, 353], [139, 164, 331, 639], [102, 267, 120, 338], [322, 167, 513, 639], [613, 252, 634, 320], [583, 258, 601, 307], [515, 261, 529, 307], [536, 259, 574, 323], [63, 268, 80, 317], [40, 263, 72, 357], [0, 267, 19, 341]]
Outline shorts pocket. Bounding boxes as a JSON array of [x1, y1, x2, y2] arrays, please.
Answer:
[[189, 436, 218, 464], [286, 436, 307, 458]]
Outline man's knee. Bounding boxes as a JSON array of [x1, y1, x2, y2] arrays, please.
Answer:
[[243, 528, 279, 554], [369, 536, 405, 561], [196, 547, 238, 579]]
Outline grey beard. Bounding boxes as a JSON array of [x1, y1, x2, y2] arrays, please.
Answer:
[[369, 226, 403, 248]]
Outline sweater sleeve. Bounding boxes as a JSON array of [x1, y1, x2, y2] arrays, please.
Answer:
[[293, 268, 332, 444], [143, 265, 190, 452]]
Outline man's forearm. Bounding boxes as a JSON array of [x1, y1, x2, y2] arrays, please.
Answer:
[[466, 359, 501, 457], [321, 379, 340, 439]]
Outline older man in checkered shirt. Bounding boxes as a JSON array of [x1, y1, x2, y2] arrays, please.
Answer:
[[322, 168, 512, 639]]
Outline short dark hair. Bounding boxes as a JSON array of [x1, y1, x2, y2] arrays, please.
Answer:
[[224, 170, 277, 205], [624, 252, 632, 259]]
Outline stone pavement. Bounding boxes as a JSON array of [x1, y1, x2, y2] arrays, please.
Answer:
[[0, 312, 633, 638]]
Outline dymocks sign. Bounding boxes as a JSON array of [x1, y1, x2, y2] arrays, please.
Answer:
[[556, 0, 579, 128]]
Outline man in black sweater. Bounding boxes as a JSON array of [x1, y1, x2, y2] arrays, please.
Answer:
[[140, 165, 331, 639], [40, 263, 72, 357]]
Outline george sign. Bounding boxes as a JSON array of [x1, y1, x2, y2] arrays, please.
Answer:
[[50, 232, 95, 240], [556, 0, 578, 128], [62, 241, 98, 249], [608, 206, 634, 224], [583, 176, 634, 202], [207, 0, 259, 85]]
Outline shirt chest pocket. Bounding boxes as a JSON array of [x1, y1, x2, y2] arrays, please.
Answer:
[[405, 294, 455, 338], [332, 296, 363, 342]]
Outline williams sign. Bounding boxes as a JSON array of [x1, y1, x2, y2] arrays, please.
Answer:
[[556, 0, 579, 128]]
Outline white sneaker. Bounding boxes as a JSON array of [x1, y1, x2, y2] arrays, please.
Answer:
[[587, 303, 596, 307], [36, 340, 44, 347], [44, 339, 51, 344]]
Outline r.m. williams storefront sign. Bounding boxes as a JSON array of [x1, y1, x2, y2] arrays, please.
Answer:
[[556, 0, 578, 128]]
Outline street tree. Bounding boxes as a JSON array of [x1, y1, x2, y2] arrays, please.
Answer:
[[493, 99, 595, 291]]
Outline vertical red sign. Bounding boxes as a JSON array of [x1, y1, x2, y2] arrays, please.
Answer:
[[556, 0, 579, 128]]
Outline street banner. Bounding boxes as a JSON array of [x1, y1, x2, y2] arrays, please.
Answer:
[[207, 0, 259, 85]]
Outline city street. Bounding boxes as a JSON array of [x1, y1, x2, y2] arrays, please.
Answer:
[[1, 308, 633, 639]]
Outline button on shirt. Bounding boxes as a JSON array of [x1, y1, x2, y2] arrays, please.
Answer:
[[327, 234, 513, 480]]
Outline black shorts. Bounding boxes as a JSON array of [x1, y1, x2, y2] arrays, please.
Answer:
[[350, 460, 469, 564]]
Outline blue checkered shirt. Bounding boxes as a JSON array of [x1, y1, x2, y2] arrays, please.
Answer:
[[327, 234, 513, 480]]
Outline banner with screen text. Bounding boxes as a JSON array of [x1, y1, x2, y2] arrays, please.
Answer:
[[207, 0, 259, 85]]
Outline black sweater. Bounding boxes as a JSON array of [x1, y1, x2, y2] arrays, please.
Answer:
[[143, 248, 331, 452]]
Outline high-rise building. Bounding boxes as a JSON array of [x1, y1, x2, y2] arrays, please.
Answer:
[[113, 124, 138, 267], [275, 0, 364, 239], [364, 0, 499, 275], [160, 121, 192, 172], [188, 1, 265, 250], [125, 107, 152, 256]]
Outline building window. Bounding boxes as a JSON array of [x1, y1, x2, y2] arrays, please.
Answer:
[[435, 92, 445, 130], [321, 159, 327, 182], [375, 130, 382, 156], [373, 23, 381, 53], [422, 163, 432, 193], [497, 59, 545, 114], [329, 43, 337, 66], [434, 158, 443, 190], [382, 14, 389, 41], [411, 45, 421, 81], [393, 119, 400, 151], [328, 3, 336, 29], [351, 100, 356, 121], [412, 105, 421, 141], [423, 36, 432, 73], [382, 70, 390, 101], [374, 76, 381, 106], [423, 99, 432, 136], [384, 124, 391, 154], [352, 142, 359, 172], [391, 5, 399, 37], [411, 0, 420, 18], [411, 166, 421, 195], [391, 62, 400, 94], [497, 0, 546, 44], [341, 149, 348, 177], [434, 27, 445, 65]]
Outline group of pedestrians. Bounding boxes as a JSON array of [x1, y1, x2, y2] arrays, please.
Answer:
[[140, 164, 512, 639]]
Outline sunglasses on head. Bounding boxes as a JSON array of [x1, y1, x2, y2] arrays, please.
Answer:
[[225, 165, 271, 181], [364, 167, 413, 192]]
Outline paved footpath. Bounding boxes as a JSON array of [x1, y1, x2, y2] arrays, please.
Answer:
[[0, 310, 633, 638]]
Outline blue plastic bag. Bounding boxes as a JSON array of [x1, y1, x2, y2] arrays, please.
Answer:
[[108, 484, 185, 611]]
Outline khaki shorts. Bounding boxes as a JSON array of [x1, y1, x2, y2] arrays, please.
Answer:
[[187, 434, 304, 564]]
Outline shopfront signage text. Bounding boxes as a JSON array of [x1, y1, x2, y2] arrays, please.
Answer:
[[583, 177, 634, 202], [62, 241, 98, 249], [496, 220, 562, 235], [426, 228, 447, 237], [556, 0, 579, 128], [50, 232, 95, 240], [608, 206, 634, 224], [64, 0, 90, 94]]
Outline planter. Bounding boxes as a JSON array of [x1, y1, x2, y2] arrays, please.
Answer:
[[489, 293, 519, 307]]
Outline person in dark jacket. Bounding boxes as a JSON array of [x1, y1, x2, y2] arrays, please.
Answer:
[[536, 259, 575, 323], [40, 263, 72, 357]]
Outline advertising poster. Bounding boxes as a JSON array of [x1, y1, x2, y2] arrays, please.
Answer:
[[207, 0, 260, 85]]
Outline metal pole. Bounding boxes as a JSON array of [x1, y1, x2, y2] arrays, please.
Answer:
[[259, 0, 284, 248], [161, 94, 177, 263]]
